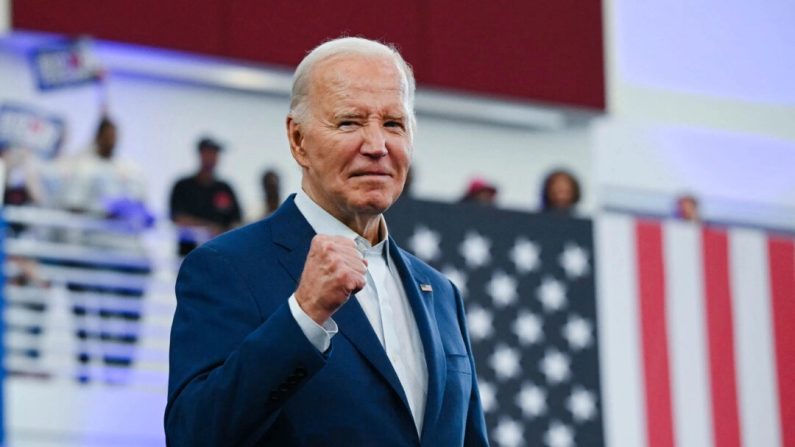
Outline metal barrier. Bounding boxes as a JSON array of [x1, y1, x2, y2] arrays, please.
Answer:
[[2, 205, 178, 446]]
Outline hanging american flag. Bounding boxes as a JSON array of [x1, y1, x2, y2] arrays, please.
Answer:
[[387, 198, 605, 447], [388, 199, 795, 447], [596, 214, 794, 447]]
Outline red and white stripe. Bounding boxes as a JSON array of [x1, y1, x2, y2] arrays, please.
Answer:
[[597, 214, 794, 447]]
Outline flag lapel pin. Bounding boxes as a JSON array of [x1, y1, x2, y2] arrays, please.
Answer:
[[419, 283, 433, 292]]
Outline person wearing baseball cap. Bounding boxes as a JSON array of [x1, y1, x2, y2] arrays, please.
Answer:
[[168, 136, 242, 256]]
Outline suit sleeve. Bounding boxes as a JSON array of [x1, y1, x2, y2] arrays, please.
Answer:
[[452, 282, 491, 447], [165, 245, 327, 446]]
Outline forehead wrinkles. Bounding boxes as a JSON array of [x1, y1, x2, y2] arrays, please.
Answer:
[[308, 56, 409, 116]]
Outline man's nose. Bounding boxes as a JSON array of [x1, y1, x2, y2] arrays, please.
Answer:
[[361, 124, 388, 157]]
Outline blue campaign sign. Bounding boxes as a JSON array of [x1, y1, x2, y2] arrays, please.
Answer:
[[0, 104, 66, 159], [29, 38, 102, 91]]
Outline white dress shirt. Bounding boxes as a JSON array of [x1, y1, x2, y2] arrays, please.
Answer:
[[287, 189, 428, 434], [58, 146, 147, 214]]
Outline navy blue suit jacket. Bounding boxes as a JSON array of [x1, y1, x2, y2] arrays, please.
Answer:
[[166, 196, 489, 446]]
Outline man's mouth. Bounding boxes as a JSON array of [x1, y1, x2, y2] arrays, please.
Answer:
[[351, 171, 391, 178]]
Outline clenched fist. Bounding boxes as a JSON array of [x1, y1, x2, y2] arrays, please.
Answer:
[[294, 235, 368, 325]]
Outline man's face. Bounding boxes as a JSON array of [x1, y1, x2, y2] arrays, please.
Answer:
[[96, 125, 117, 159], [288, 54, 412, 221], [549, 174, 575, 209], [199, 147, 219, 172], [677, 197, 699, 220]]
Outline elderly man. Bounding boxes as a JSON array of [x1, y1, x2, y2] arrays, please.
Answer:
[[166, 37, 489, 446]]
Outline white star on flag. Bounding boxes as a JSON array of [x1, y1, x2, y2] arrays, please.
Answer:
[[563, 314, 593, 350], [567, 386, 597, 422], [467, 305, 494, 342], [478, 379, 497, 413], [537, 276, 567, 312], [544, 421, 575, 447], [559, 242, 589, 278], [459, 230, 491, 268], [408, 226, 441, 261], [540, 349, 571, 384], [385, 199, 605, 445], [442, 265, 468, 297], [516, 382, 547, 419], [487, 271, 518, 307], [510, 237, 540, 274], [513, 310, 543, 345], [493, 417, 524, 447], [490, 344, 521, 381]]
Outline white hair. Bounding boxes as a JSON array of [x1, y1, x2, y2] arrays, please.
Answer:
[[288, 37, 417, 135]]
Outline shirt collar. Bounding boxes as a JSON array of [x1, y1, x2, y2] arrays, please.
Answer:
[[294, 189, 391, 259]]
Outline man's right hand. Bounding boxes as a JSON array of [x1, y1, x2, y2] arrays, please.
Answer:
[[294, 235, 367, 325]]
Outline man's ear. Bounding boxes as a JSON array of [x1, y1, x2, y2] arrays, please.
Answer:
[[286, 116, 308, 168]]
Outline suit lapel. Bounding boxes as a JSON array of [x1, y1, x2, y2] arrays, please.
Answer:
[[271, 199, 447, 439], [389, 239, 446, 443], [270, 197, 414, 418], [333, 298, 412, 413]]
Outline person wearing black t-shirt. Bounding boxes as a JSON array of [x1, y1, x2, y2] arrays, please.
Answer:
[[169, 137, 242, 256]]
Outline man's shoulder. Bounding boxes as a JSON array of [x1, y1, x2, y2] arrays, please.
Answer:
[[198, 200, 305, 259], [181, 219, 278, 282], [201, 218, 273, 256], [212, 178, 237, 191], [171, 175, 197, 190]]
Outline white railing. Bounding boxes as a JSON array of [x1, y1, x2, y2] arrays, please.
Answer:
[[2, 205, 179, 446]]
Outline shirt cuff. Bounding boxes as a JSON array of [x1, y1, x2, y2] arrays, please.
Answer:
[[288, 294, 338, 353]]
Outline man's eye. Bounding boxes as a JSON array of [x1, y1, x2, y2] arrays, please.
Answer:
[[385, 121, 405, 129], [338, 121, 360, 129]]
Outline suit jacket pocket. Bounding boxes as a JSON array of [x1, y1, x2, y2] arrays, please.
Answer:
[[446, 353, 472, 375]]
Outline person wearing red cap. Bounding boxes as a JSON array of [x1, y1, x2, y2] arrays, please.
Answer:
[[460, 177, 498, 205]]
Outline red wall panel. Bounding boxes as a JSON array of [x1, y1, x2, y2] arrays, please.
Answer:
[[12, 0, 604, 109], [222, 0, 425, 72], [424, 0, 605, 108], [12, 0, 226, 55]]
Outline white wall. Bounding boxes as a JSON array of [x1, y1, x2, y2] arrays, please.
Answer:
[[411, 118, 592, 211], [0, 36, 593, 445], [0, 0, 9, 36], [599, 0, 795, 229], [605, 0, 795, 138], [0, 39, 594, 222]]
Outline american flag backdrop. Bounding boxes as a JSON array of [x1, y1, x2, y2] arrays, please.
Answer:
[[596, 214, 794, 447], [387, 199, 795, 447], [387, 198, 605, 447]]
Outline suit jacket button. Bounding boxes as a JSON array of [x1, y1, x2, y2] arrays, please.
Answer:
[[278, 383, 290, 392], [294, 367, 307, 378]]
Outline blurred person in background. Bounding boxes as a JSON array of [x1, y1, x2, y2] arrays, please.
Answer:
[[540, 168, 581, 214], [57, 116, 152, 227], [675, 193, 700, 221], [0, 137, 61, 285], [169, 136, 242, 256], [2, 131, 67, 209], [2, 140, 37, 207], [50, 115, 152, 383], [261, 168, 282, 217], [460, 177, 498, 205]]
